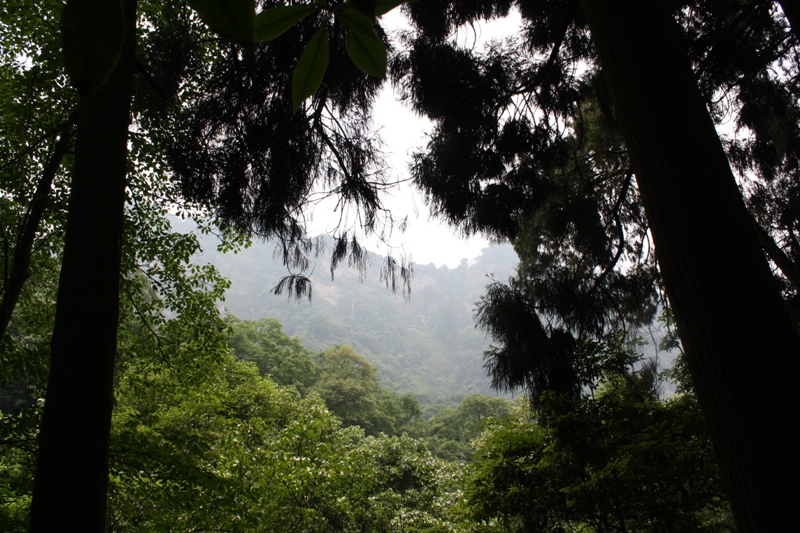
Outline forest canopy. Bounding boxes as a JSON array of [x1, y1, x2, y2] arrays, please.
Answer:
[[2, 0, 800, 531]]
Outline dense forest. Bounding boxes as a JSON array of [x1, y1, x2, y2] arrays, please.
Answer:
[[199, 233, 519, 400], [3, 0, 800, 531], [2, 307, 733, 532]]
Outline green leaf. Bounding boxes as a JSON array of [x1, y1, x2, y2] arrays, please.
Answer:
[[345, 30, 386, 78], [292, 27, 329, 111], [335, 3, 378, 38], [350, 0, 377, 17], [335, 2, 387, 76], [374, 0, 407, 16], [189, 0, 255, 45], [61, 0, 126, 94], [255, 5, 318, 42]]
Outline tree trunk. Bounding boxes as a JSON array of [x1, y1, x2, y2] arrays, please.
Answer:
[[28, 0, 136, 530], [779, 0, 800, 43], [579, 0, 800, 530], [0, 123, 73, 340], [751, 217, 800, 292]]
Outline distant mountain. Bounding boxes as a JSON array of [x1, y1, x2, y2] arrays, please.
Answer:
[[199, 234, 519, 402]]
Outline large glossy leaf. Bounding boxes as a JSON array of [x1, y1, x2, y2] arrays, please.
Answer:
[[61, 0, 126, 94], [335, 3, 377, 38], [335, 2, 386, 77], [292, 27, 329, 111], [349, 0, 376, 17], [345, 30, 386, 78], [255, 5, 318, 42], [189, 0, 255, 45], [374, 0, 407, 16]]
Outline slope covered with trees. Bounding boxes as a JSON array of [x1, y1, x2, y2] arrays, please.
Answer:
[[203, 235, 518, 400], [3, 303, 733, 532]]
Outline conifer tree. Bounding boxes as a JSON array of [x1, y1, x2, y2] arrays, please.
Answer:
[[398, 0, 800, 529]]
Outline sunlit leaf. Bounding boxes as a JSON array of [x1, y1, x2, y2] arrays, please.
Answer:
[[189, 0, 255, 45], [61, 0, 126, 94], [345, 30, 386, 78], [255, 5, 318, 42], [292, 27, 329, 111]]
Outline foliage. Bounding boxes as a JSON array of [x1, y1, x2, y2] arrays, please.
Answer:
[[225, 317, 428, 436], [322, 433, 470, 533], [425, 394, 515, 462], [186, 0, 394, 108], [0, 404, 40, 533], [0, 0, 74, 347], [201, 234, 519, 401], [4, 0, 412, 524], [108, 345, 464, 532], [226, 315, 319, 394], [395, 0, 800, 331], [476, 281, 581, 404], [312, 344, 424, 436], [2, 0, 773, 529], [393, 6, 800, 526], [464, 356, 732, 533], [108, 354, 342, 531], [139, 0, 413, 298]]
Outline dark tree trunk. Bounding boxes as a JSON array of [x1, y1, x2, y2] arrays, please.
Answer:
[[779, 0, 800, 43], [579, 0, 800, 530], [0, 124, 73, 340], [751, 217, 800, 291], [28, 0, 136, 530]]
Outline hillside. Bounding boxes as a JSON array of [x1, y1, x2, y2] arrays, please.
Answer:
[[200, 235, 519, 402]]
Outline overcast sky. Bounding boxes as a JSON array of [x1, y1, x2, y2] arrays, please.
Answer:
[[307, 9, 521, 268]]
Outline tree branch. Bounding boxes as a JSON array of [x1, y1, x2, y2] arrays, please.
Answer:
[[0, 120, 75, 340], [751, 217, 800, 291]]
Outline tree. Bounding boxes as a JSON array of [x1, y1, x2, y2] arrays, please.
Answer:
[[28, 0, 138, 529], [425, 394, 514, 461], [315, 345, 382, 431], [466, 357, 732, 532], [108, 353, 346, 532], [307, 344, 425, 435], [226, 316, 319, 394], [0, 0, 76, 403], [579, 2, 800, 529], [397, 1, 800, 528], [109, 342, 459, 532], [9, 0, 405, 528], [0, 0, 76, 342], [336, 433, 468, 532]]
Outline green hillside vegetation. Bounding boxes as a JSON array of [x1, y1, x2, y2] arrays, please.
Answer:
[[8, 289, 734, 531], [224, 315, 514, 461], [2, 304, 731, 531], [201, 233, 519, 402]]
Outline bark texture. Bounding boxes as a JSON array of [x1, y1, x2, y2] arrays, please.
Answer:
[[579, 0, 800, 530], [28, 0, 137, 530]]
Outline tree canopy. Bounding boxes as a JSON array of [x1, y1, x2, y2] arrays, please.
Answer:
[[3, 0, 798, 530], [392, 0, 800, 529]]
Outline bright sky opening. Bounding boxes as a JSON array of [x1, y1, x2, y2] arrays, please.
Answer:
[[306, 9, 522, 269]]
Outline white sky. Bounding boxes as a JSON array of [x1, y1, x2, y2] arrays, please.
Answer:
[[307, 9, 522, 268]]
